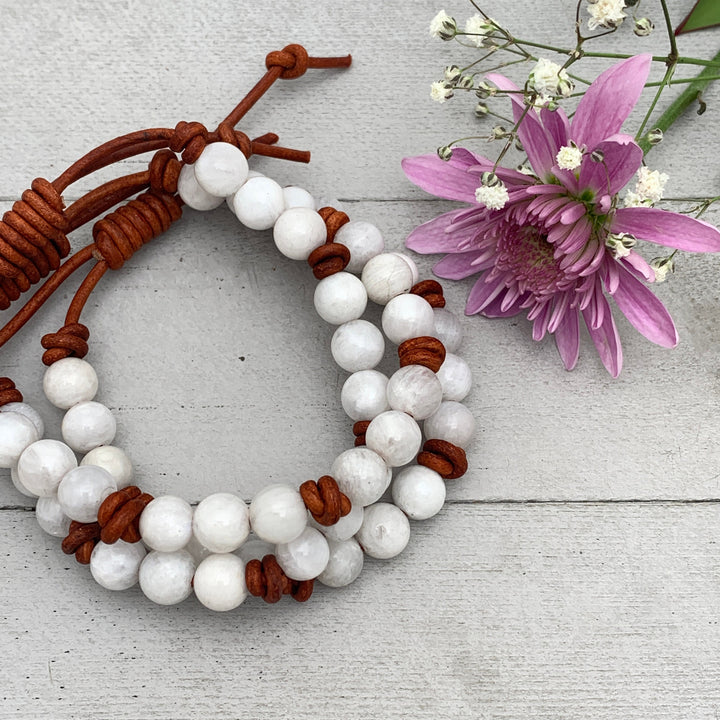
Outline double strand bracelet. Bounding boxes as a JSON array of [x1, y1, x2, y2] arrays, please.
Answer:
[[0, 45, 474, 611]]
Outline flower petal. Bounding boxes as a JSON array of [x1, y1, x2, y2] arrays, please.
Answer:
[[405, 209, 479, 253], [541, 106, 570, 152], [610, 265, 678, 347], [553, 307, 580, 371], [433, 250, 494, 279], [577, 134, 644, 196], [451, 148, 534, 185], [620, 251, 655, 281], [611, 207, 720, 252], [477, 290, 528, 317], [571, 54, 652, 149], [466, 273, 509, 314], [582, 297, 623, 377], [402, 154, 480, 202]]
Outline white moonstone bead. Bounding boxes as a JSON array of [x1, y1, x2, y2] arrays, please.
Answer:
[[393, 252, 420, 285], [43, 357, 98, 409], [382, 294, 435, 344], [311, 500, 364, 541], [275, 526, 330, 581], [423, 401, 476, 448], [193, 553, 247, 611], [1, 402, 44, 438], [139, 550, 196, 605], [355, 502, 411, 559], [193, 142, 249, 197], [433, 307, 463, 353], [331, 319, 385, 373], [386, 365, 443, 420], [139, 495, 193, 552], [283, 185, 315, 210], [57, 465, 117, 523], [192, 492, 250, 553], [249, 483, 307, 544], [334, 221, 385, 274], [17, 439, 78, 497], [273, 207, 327, 260], [340, 369, 390, 421], [237, 536, 276, 564], [61, 401, 116, 453], [0, 412, 39, 468], [81, 445, 133, 489], [361, 252, 415, 305], [437, 353, 473, 401], [35, 494, 72, 537], [313, 272, 367, 325], [90, 539, 146, 591], [365, 410, 422, 467], [392, 465, 446, 520], [11, 467, 36, 498], [184, 533, 213, 564], [232, 176, 285, 230], [318, 537, 364, 587], [177, 163, 225, 211], [330, 447, 391, 507]]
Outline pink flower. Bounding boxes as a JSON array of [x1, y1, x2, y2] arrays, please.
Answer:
[[403, 55, 720, 376]]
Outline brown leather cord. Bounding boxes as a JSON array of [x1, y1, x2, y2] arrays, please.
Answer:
[[352, 420, 370, 447], [398, 336, 447, 372], [299, 475, 351, 526], [245, 554, 314, 603], [97, 486, 154, 544], [308, 206, 351, 279], [0, 377, 23, 406], [62, 520, 101, 564], [417, 439, 468, 480], [411, 279, 446, 308]]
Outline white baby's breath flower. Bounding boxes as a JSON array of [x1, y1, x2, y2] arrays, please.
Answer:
[[430, 9, 457, 39], [475, 181, 509, 210], [464, 14, 497, 47], [587, 0, 627, 31], [556, 144, 583, 171], [650, 256, 675, 282], [430, 81, 454, 103], [529, 58, 574, 101], [605, 232, 636, 259], [624, 166, 669, 207]]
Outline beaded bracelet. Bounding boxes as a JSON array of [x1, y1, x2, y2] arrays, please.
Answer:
[[0, 45, 474, 611]]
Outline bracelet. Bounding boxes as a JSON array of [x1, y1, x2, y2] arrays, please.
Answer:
[[0, 45, 474, 611]]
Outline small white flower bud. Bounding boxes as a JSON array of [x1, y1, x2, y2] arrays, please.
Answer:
[[430, 81, 454, 103], [634, 17, 654, 36], [491, 125, 508, 140], [429, 10, 457, 40], [606, 232, 637, 259], [437, 145, 454, 161], [481, 171, 500, 187], [475, 81, 496, 99], [514, 138, 524, 152], [474, 102, 489, 117], [590, 148, 605, 164], [647, 128, 663, 146], [444, 65, 462, 82], [457, 74, 474, 90], [650, 256, 675, 282]]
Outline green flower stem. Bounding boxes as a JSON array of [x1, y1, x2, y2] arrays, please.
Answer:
[[638, 47, 720, 155]]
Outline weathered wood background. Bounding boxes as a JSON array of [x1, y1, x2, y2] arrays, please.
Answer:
[[2, 1, 720, 718]]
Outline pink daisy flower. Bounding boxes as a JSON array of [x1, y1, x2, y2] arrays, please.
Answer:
[[403, 54, 720, 376]]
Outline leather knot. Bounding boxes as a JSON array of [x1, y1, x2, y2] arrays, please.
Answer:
[[62, 520, 101, 564], [97, 486, 153, 544], [300, 475, 351, 526], [398, 336, 446, 372], [245, 554, 314, 603], [411, 279, 446, 308], [148, 149, 183, 195], [317, 206, 350, 242], [417, 439, 468, 480], [41, 323, 90, 366], [265, 44, 309, 80], [0, 377, 23, 406], [307, 206, 351, 279], [352, 420, 370, 447], [169, 121, 209, 164], [216, 124, 253, 157]]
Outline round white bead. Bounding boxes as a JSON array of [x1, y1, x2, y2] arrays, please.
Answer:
[[11, 467, 36, 498], [184, 532, 213, 564], [80, 446, 133, 489], [382, 294, 435, 344], [423, 401, 475, 448], [249, 483, 307, 544], [139, 495, 193, 552], [392, 466, 446, 520], [331, 320, 385, 373], [177, 163, 224, 211], [232, 176, 285, 230], [355, 502, 411, 559], [393, 252, 420, 285], [334, 221, 385, 274], [282, 185, 315, 210], [433, 307, 463, 353], [192, 492, 250, 553], [365, 410, 422, 467], [193, 142, 249, 197], [330, 447, 391, 507], [139, 550, 196, 605], [437, 353, 473, 401], [17, 439, 78, 497], [275, 526, 330, 581], [57, 465, 117, 523], [0, 412, 39, 468], [386, 365, 443, 420], [42, 357, 98, 409], [311, 501, 364, 542], [236, 537, 275, 564], [35, 494, 72, 537], [313, 272, 368, 325], [340, 369, 390, 421], [193, 553, 247, 611], [61, 401, 116, 453], [90, 540, 146, 591], [1, 402, 44, 438], [361, 253, 414, 305], [317, 538, 364, 587], [273, 207, 326, 260]]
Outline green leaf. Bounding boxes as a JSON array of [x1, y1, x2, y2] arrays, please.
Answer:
[[676, 0, 720, 35]]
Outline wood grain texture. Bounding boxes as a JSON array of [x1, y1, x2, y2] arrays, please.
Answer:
[[2, 0, 720, 718]]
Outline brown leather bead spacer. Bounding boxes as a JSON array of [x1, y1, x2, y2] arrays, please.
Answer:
[[148, 149, 183, 195], [417, 439, 468, 480], [308, 242, 351, 279], [97, 486, 154, 544], [0, 377, 23, 406], [398, 336, 446, 373], [353, 420, 370, 447], [41, 323, 90, 366], [411, 279, 446, 308], [300, 475, 351, 526], [317, 207, 350, 243], [62, 520, 101, 564], [245, 554, 314, 604]]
